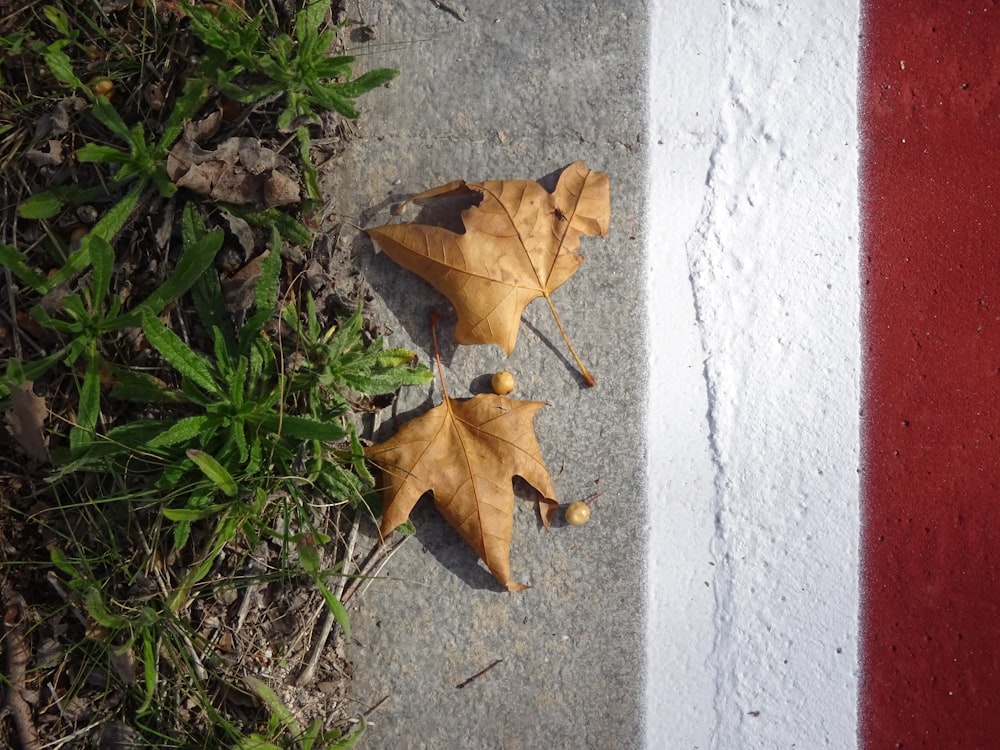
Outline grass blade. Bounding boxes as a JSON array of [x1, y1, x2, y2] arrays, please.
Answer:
[[0, 244, 49, 292], [89, 183, 144, 243], [137, 629, 156, 714], [337, 67, 399, 98], [240, 235, 282, 347], [159, 77, 209, 149], [186, 449, 238, 496], [42, 44, 84, 90], [162, 505, 230, 521], [122, 228, 223, 326], [148, 415, 210, 448], [330, 719, 366, 750], [105, 364, 186, 403], [315, 578, 351, 639], [84, 588, 127, 629], [90, 95, 133, 142], [42, 185, 144, 292], [295, 0, 329, 39], [76, 143, 129, 164], [245, 676, 301, 737], [218, 203, 313, 245], [70, 346, 102, 451], [88, 235, 115, 308], [17, 191, 65, 219], [192, 287, 236, 366], [297, 539, 351, 639]]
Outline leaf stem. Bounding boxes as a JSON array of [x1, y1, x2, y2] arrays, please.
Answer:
[[430, 311, 451, 399], [542, 294, 596, 387]]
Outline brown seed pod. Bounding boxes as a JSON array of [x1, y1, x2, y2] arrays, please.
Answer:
[[565, 501, 591, 526], [491, 371, 516, 395]]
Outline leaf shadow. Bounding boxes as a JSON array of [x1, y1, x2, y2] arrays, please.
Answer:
[[403, 476, 548, 592], [535, 164, 565, 193], [352, 510, 507, 592], [367, 385, 438, 444], [400, 191, 481, 235], [349, 195, 464, 367], [519, 317, 594, 389], [406, 498, 502, 592], [363, 432, 552, 593]]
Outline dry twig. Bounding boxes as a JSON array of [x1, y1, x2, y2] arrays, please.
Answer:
[[341, 532, 410, 604], [3, 585, 42, 750], [426, 0, 466, 21], [296, 512, 360, 686]]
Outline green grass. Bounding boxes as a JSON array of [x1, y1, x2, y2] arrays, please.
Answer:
[[0, 1, 415, 747]]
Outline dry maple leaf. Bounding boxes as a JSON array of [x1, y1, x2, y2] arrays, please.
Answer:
[[366, 161, 610, 386], [365, 317, 559, 591]]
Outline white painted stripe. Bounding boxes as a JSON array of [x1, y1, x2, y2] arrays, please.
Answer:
[[646, 2, 862, 747]]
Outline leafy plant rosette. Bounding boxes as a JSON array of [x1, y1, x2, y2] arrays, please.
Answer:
[[184, 0, 398, 205], [59, 217, 432, 614]]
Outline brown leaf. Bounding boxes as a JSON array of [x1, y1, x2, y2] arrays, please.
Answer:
[[182, 109, 223, 143], [366, 161, 609, 385], [34, 96, 85, 139], [166, 134, 300, 208], [4, 380, 48, 462], [222, 250, 269, 317], [366, 388, 558, 592], [25, 139, 65, 167], [222, 210, 257, 257]]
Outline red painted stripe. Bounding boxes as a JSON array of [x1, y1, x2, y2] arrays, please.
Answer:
[[860, 2, 1000, 746]]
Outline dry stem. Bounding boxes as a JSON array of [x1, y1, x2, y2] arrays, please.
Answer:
[[3, 585, 42, 750], [297, 512, 360, 686]]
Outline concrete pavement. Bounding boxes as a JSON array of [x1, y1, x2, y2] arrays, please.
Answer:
[[327, 1, 648, 747]]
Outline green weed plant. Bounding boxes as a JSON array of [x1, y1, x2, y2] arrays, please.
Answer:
[[185, 0, 397, 206], [1, 1, 412, 746], [1, 204, 221, 451]]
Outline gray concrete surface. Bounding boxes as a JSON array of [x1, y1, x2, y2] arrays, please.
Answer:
[[327, 2, 647, 746]]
